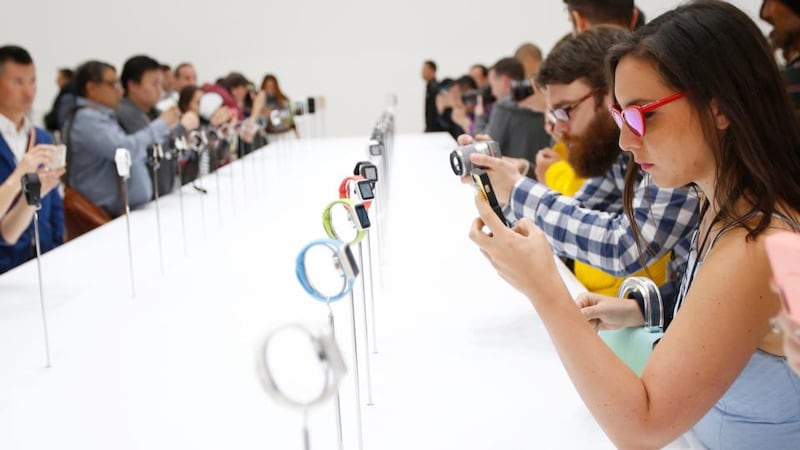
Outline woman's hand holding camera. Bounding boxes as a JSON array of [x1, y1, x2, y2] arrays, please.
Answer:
[[469, 191, 565, 306], [17, 145, 54, 174]]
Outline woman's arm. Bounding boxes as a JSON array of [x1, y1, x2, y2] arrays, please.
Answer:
[[0, 147, 53, 218], [470, 195, 779, 448], [0, 167, 64, 244]]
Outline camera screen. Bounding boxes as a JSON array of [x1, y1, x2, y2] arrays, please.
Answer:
[[357, 181, 374, 200], [363, 166, 378, 181]]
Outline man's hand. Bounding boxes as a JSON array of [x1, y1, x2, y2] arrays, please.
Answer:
[[469, 151, 524, 206], [535, 147, 561, 182]]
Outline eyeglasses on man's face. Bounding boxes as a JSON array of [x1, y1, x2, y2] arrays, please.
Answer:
[[547, 90, 596, 124]]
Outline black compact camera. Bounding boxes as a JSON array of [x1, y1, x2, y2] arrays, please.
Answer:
[[21, 172, 42, 206], [511, 79, 535, 102]]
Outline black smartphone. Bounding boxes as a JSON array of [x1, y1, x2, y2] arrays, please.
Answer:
[[471, 168, 510, 227]]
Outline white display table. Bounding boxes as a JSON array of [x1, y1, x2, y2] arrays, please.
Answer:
[[0, 132, 615, 449]]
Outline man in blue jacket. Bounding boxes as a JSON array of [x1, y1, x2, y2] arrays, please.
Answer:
[[0, 45, 64, 274]]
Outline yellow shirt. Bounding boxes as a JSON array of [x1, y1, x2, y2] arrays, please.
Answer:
[[543, 142, 669, 295]]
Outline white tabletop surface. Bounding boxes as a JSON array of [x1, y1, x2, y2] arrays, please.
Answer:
[[0, 131, 617, 449]]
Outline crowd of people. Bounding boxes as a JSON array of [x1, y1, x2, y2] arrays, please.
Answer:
[[0, 47, 297, 273], [425, 0, 800, 447]]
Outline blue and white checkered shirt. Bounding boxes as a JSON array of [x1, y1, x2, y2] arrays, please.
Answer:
[[508, 153, 699, 278]]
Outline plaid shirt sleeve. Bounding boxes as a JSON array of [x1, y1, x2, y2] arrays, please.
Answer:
[[509, 174, 699, 278]]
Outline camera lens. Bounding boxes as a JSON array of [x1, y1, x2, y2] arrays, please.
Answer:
[[450, 150, 465, 176]]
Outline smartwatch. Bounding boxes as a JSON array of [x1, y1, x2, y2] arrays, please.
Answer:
[[353, 161, 379, 183], [295, 238, 359, 302], [338, 176, 373, 209], [368, 139, 383, 156], [323, 198, 370, 245], [256, 323, 347, 409]]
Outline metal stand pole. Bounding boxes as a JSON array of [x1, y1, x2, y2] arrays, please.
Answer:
[[150, 157, 164, 275], [365, 232, 378, 354], [348, 290, 364, 450], [328, 306, 345, 450], [356, 243, 374, 405], [176, 148, 188, 256], [122, 184, 135, 298], [33, 211, 51, 368]]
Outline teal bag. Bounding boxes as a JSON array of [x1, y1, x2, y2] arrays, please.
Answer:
[[598, 277, 664, 376]]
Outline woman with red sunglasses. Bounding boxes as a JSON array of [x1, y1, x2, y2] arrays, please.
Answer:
[[470, 1, 800, 448]]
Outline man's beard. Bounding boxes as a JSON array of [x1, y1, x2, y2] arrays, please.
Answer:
[[562, 109, 621, 179], [769, 26, 800, 61]]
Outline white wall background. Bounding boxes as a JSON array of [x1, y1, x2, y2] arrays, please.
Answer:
[[2, 0, 766, 138]]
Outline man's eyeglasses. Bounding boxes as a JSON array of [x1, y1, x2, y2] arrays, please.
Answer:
[[609, 92, 686, 138], [547, 90, 596, 124]]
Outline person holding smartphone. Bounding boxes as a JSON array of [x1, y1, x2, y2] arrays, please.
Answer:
[[469, 2, 800, 447], [0, 45, 64, 274]]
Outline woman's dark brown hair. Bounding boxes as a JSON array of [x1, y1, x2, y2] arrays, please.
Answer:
[[260, 74, 288, 108], [607, 0, 800, 256], [178, 85, 200, 114]]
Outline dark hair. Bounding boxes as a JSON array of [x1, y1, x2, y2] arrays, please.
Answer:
[[470, 64, 488, 77], [174, 62, 193, 77], [220, 72, 249, 91], [74, 60, 116, 97], [454, 75, 478, 92], [178, 85, 200, 113], [537, 26, 629, 107], [120, 55, 160, 94], [564, 0, 634, 27], [58, 68, 74, 80], [634, 7, 646, 30], [260, 73, 288, 107], [491, 57, 525, 81], [0, 45, 33, 74], [424, 60, 437, 72], [608, 0, 800, 248], [160, 64, 171, 72]]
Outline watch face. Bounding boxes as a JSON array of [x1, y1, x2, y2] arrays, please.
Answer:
[[356, 180, 375, 200], [369, 144, 383, 156], [362, 166, 378, 182], [354, 203, 371, 229]]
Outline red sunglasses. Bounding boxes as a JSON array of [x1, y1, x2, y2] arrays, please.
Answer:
[[609, 92, 686, 137]]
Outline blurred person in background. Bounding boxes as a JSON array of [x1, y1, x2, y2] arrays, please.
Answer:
[[422, 60, 444, 132]]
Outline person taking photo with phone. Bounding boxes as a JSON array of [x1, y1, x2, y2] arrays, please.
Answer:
[[0, 45, 64, 274]]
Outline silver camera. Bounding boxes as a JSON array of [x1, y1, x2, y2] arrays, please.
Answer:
[[449, 140, 500, 176]]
